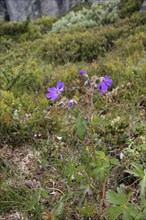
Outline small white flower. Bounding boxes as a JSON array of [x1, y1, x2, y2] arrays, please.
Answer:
[[57, 136, 62, 140], [50, 191, 57, 195], [119, 152, 124, 160]]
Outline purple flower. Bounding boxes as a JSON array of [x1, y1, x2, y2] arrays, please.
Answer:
[[46, 81, 64, 101], [102, 76, 112, 86], [98, 82, 108, 93], [97, 76, 112, 93], [80, 70, 86, 75], [68, 100, 74, 107]]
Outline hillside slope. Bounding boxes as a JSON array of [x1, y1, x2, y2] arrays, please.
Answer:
[[0, 1, 146, 219]]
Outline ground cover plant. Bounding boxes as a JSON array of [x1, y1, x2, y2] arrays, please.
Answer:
[[0, 0, 146, 219]]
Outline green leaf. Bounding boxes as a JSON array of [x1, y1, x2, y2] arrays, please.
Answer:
[[126, 163, 145, 178], [128, 205, 141, 219], [106, 187, 133, 206], [29, 188, 42, 210], [106, 187, 135, 220], [98, 167, 106, 183], [53, 201, 64, 217], [123, 209, 132, 220], [60, 192, 74, 202], [110, 158, 120, 166], [132, 163, 145, 177], [126, 163, 144, 178], [126, 164, 146, 196], [117, 187, 131, 204], [106, 190, 122, 205], [140, 173, 146, 196], [76, 118, 87, 141], [106, 206, 123, 220], [76, 165, 85, 172], [77, 199, 95, 217], [125, 169, 141, 178]]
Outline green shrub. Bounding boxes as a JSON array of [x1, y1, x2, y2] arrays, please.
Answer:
[[119, 0, 144, 18], [0, 11, 146, 146], [0, 16, 57, 41], [31, 16, 57, 34], [0, 20, 29, 37], [51, 0, 120, 34], [40, 31, 107, 64], [39, 13, 146, 64]]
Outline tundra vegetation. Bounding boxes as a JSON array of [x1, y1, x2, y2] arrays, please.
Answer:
[[0, 0, 146, 219]]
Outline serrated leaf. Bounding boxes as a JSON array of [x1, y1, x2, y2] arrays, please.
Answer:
[[128, 205, 141, 218], [117, 187, 129, 204], [126, 165, 146, 196], [123, 209, 132, 220], [126, 191, 133, 201], [125, 169, 141, 178], [106, 188, 132, 206], [140, 175, 146, 196], [53, 201, 64, 217], [106, 190, 122, 205], [76, 118, 87, 141], [132, 163, 145, 177], [106, 206, 123, 220], [110, 158, 120, 165]]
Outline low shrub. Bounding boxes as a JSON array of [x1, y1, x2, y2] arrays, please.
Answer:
[[0, 20, 29, 37], [39, 13, 146, 64], [0, 16, 57, 41], [40, 31, 107, 64], [119, 0, 144, 18], [51, 0, 120, 34]]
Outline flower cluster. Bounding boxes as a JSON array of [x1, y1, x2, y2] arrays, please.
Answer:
[[46, 71, 112, 106]]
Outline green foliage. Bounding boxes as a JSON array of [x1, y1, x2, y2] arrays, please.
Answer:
[[0, 186, 33, 214], [52, 202, 64, 220], [40, 12, 146, 64], [66, 2, 91, 13], [119, 0, 144, 18], [0, 20, 29, 37], [64, 160, 85, 184], [51, 0, 120, 34], [0, 5, 146, 219], [0, 16, 57, 41], [40, 29, 107, 63], [71, 117, 87, 141], [77, 199, 95, 217], [106, 187, 137, 220], [90, 151, 111, 183], [125, 163, 146, 196]]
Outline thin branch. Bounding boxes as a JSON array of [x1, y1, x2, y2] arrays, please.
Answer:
[[7, 71, 23, 91]]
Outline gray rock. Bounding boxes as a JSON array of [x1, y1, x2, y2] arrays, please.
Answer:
[[140, 0, 146, 12], [0, 0, 9, 20], [0, 0, 84, 22], [1, 0, 145, 22]]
